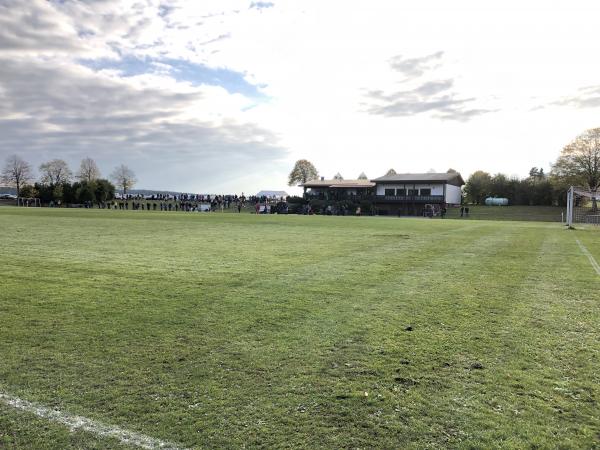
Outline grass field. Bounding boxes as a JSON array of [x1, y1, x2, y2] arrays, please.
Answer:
[[1, 208, 599, 449]]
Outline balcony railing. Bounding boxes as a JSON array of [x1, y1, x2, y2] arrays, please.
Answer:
[[376, 195, 445, 203], [303, 193, 446, 203]]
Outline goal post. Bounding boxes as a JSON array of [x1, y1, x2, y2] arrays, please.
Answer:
[[17, 197, 41, 207], [567, 186, 600, 227], [566, 186, 573, 227]]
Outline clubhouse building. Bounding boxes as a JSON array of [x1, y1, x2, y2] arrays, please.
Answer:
[[301, 171, 464, 216]]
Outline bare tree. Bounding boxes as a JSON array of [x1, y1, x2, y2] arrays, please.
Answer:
[[553, 127, 600, 210], [39, 159, 72, 185], [77, 157, 101, 182], [1, 155, 33, 204], [110, 164, 137, 195]]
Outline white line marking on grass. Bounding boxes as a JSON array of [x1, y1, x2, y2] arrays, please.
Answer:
[[576, 239, 600, 276], [0, 392, 187, 450]]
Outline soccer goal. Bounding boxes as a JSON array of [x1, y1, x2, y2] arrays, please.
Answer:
[[566, 186, 600, 227]]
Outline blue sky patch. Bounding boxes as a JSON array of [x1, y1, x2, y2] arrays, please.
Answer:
[[250, 2, 274, 10], [165, 59, 267, 98], [157, 4, 174, 17], [79, 56, 267, 99]]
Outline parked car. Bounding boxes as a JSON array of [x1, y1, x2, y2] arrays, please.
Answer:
[[0, 194, 17, 200]]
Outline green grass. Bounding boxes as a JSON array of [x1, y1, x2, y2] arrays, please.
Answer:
[[1, 208, 599, 449]]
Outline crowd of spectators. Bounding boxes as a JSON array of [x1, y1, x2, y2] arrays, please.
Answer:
[[108, 192, 289, 213]]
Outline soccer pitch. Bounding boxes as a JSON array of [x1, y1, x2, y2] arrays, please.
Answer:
[[1, 208, 599, 449]]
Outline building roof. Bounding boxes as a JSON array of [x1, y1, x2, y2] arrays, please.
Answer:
[[301, 179, 376, 188], [371, 172, 465, 186]]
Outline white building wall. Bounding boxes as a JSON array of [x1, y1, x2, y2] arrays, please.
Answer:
[[445, 184, 462, 204], [376, 183, 444, 195]]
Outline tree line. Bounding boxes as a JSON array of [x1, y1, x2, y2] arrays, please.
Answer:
[[1, 155, 137, 205], [464, 127, 600, 206], [463, 169, 566, 206]]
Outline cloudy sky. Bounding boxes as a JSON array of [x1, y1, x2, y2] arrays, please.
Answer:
[[1, 0, 599, 194]]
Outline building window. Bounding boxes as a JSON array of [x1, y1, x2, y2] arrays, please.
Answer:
[[384, 188, 395, 196], [408, 189, 418, 196], [420, 188, 431, 196], [396, 188, 406, 196]]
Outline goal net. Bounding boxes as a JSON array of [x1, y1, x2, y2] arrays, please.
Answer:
[[567, 187, 600, 226]]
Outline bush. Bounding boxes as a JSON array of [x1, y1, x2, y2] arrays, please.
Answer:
[[286, 196, 304, 204], [19, 184, 39, 199], [288, 203, 304, 214]]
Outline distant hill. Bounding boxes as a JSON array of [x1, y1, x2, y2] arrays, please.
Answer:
[[0, 186, 183, 197], [0, 186, 185, 197], [0, 186, 244, 197], [0, 186, 17, 195]]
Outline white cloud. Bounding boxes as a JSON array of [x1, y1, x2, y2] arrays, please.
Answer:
[[363, 53, 496, 121]]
